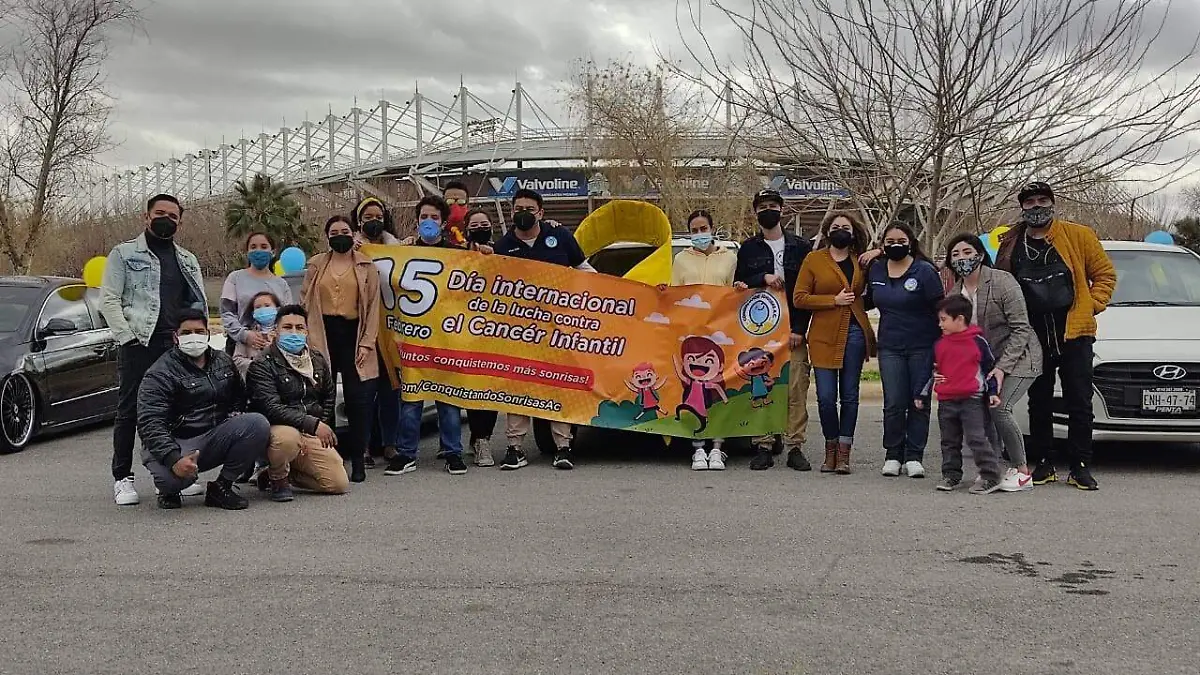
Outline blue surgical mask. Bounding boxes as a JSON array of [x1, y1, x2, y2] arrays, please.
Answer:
[[418, 218, 441, 243], [252, 307, 277, 328], [247, 250, 273, 270], [278, 332, 307, 354], [691, 233, 713, 250]]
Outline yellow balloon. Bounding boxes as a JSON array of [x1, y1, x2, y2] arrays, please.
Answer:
[[273, 260, 284, 276], [992, 225, 1011, 237], [82, 256, 107, 288]]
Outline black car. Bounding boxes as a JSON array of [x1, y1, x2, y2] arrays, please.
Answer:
[[0, 277, 118, 453]]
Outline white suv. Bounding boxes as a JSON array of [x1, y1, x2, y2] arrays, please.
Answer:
[[1017, 240, 1200, 443]]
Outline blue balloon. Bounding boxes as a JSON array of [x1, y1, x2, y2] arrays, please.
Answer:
[[279, 247, 306, 274], [749, 300, 769, 325], [1144, 230, 1175, 246]]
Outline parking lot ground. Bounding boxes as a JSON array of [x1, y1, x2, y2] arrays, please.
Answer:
[[2, 406, 1199, 675]]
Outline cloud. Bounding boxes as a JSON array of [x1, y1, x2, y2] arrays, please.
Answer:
[[674, 294, 711, 309], [643, 312, 671, 324], [764, 340, 784, 350], [707, 331, 735, 346]]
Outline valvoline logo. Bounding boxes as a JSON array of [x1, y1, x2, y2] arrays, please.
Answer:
[[764, 175, 851, 198], [487, 174, 588, 197]]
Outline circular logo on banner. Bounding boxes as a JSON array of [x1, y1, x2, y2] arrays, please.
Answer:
[[903, 277, 919, 292], [739, 291, 782, 336], [545, 236, 558, 248]]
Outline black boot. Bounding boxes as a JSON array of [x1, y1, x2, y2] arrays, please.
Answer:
[[350, 455, 367, 483], [204, 479, 249, 510]]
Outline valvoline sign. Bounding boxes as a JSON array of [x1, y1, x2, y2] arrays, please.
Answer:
[[487, 171, 589, 198], [763, 174, 851, 198]]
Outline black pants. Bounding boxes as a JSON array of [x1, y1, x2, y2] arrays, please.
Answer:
[[112, 334, 174, 480], [1027, 335, 1095, 467], [939, 398, 1001, 484], [467, 409, 499, 443], [323, 316, 375, 465]]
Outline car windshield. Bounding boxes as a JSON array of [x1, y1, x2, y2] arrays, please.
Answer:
[[1108, 249, 1200, 307], [0, 285, 39, 333]]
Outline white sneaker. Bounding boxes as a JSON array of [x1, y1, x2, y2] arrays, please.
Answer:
[[691, 448, 709, 471], [998, 468, 1033, 492], [708, 449, 727, 471], [473, 438, 495, 467], [180, 482, 206, 497], [113, 477, 139, 506], [881, 460, 902, 477], [903, 461, 926, 478]]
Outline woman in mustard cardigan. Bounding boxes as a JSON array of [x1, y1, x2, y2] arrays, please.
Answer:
[[794, 212, 877, 474]]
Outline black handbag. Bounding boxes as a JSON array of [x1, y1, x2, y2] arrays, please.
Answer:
[[1016, 255, 1075, 314]]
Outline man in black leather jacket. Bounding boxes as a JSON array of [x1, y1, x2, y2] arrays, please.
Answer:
[[137, 308, 270, 510], [735, 189, 815, 472], [246, 305, 348, 501]]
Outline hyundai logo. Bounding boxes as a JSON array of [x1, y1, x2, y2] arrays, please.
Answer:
[[1153, 364, 1188, 381]]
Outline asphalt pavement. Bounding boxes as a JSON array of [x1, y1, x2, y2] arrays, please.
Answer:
[[2, 406, 1198, 675]]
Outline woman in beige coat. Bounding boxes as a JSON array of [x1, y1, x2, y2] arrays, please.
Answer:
[[300, 215, 381, 483]]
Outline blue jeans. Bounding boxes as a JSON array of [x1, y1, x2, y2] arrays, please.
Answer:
[[397, 400, 463, 459], [814, 323, 867, 445], [878, 346, 934, 463]]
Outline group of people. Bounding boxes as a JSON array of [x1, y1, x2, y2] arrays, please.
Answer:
[[99, 178, 1116, 511], [673, 182, 1115, 495]]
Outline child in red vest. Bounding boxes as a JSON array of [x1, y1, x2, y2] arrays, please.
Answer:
[[918, 294, 1003, 494]]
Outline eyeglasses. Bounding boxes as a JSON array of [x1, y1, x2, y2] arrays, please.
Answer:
[[445, 197, 468, 206]]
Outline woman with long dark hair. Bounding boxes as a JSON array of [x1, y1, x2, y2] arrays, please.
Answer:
[[300, 215, 380, 483], [945, 233, 1042, 491], [865, 222, 943, 479], [220, 232, 292, 357], [794, 211, 876, 474]]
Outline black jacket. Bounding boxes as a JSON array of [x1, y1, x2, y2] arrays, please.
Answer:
[[137, 347, 245, 468], [735, 232, 813, 335], [245, 344, 336, 435]]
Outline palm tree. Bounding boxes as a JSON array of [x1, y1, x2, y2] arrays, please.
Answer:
[[224, 173, 315, 251]]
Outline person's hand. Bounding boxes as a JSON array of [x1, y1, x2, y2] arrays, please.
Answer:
[[933, 372, 947, 385], [352, 236, 364, 251], [246, 330, 268, 350], [914, 399, 925, 410], [399, 236, 415, 246], [656, 283, 668, 292], [834, 288, 855, 306], [988, 368, 1005, 391], [171, 450, 200, 479], [474, 244, 494, 255], [733, 281, 748, 291], [789, 333, 804, 349], [315, 422, 337, 448], [989, 395, 1002, 408], [355, 346, 372, 370], [764, 274, 784, 290], [859, 248, 882, 265]]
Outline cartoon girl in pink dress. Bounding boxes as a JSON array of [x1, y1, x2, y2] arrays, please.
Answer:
[[673, 335, 729, 434]]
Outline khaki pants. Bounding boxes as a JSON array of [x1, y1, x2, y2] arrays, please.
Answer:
[[268, 425, 350, 494], [506, 414, 572, 449], [753, 338, 812, 450]]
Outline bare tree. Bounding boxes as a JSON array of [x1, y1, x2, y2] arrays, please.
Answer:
[[563, 58, 762, 237], [0, 0, 137, 273], [677, 0, 1200, 250]]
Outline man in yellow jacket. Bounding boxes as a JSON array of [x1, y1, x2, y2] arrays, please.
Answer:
[[996, 182, 1117, 491]]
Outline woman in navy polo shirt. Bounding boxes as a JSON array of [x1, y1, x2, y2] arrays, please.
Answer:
[[865, 223, 943, 479]]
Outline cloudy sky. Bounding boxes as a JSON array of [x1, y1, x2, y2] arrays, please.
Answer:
[[84, 0, 1200, 187], [98, 0, 724, 170]]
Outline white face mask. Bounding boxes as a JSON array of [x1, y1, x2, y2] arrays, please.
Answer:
[[177, 333, 208, 358]]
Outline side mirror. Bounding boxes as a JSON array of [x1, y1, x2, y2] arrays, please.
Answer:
[[40, 318, 77, 337]]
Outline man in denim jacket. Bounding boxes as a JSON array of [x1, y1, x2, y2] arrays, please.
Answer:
[[99, 193, 207, 506]]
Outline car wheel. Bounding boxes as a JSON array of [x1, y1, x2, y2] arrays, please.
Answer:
[[0, 374, 38, 454]]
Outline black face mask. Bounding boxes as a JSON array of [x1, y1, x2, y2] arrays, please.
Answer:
[[328, 234, 354, 254], [884, 244, 911, 261], [148, 216, 177, 240], [468, 228, 491, 245], [514, 211, 537, 232], [362, 220, 384, 238], [827, 229, 854, 249], [756, 209, 782, 230], [1023, 205, 1054, 229]]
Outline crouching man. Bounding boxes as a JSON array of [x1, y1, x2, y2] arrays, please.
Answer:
[[137, 308, 270, 510], [246, 304, 349, 501]]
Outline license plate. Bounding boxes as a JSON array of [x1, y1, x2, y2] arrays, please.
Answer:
[[1142, 388, 1196, 413]]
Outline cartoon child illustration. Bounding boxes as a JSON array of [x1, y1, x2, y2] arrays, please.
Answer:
[[625, 362, 667, 421], [673, 335, 729, 434], [736, 348, 776, 408]]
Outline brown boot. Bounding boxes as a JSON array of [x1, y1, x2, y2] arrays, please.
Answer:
[[835, 443, 852, 474], [820, 440, 838, 473]]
